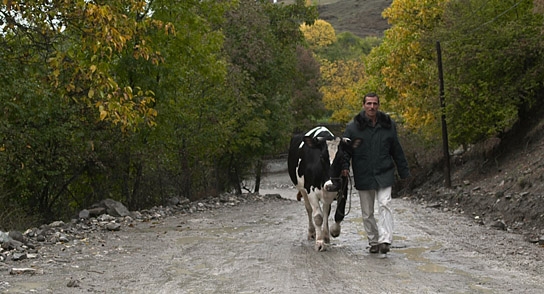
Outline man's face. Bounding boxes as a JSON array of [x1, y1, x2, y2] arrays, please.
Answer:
[[364, 96, 379, 119]]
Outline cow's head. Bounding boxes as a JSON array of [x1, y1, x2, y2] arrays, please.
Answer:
[[325, 137, 362, 193], [299, 126, 336, 169], [292, 126, 361, 195]]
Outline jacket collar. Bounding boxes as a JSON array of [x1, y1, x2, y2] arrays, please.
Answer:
[[354, 110, 392, 130]]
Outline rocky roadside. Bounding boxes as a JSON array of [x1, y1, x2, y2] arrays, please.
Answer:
[[0, 193, 280, 280]]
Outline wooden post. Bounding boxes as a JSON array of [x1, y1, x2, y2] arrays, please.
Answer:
[[436, 41, 451, 188]]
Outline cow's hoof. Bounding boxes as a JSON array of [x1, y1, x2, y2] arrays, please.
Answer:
[[330, 223, 341, 238], [315, 241, 326, 252], [307, 232, 316, 240]]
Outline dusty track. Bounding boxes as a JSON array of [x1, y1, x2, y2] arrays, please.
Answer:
[[2, 167, 543, 293]]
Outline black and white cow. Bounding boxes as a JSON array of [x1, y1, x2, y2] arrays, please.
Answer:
[[288, 126, 361, 251]]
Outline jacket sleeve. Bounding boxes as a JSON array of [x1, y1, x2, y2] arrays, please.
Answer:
[[390, 121, 411, 179], [342, 127, 352, 171]]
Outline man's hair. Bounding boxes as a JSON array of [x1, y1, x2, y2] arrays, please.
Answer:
[[364, 92, 379, 104]]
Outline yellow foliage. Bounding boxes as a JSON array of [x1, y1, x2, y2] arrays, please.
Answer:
[[300, 19, 337, 50], [363, 0, 448, 138], [320, 59, 365, 123], [34, 0, 170, 132]]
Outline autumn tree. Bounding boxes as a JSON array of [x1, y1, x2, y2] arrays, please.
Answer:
[[363, 0, 447, 139], [302, 19, 371, 123], [320, 59, 366, 123], [301, 19, 337, 50]]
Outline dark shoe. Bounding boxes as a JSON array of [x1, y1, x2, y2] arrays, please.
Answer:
[[369, 245, 379, 253], [379, 243, 390, 254]]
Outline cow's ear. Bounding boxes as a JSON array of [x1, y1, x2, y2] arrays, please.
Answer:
[[303, 136, 315, 147], [315, 136, 328, 143]]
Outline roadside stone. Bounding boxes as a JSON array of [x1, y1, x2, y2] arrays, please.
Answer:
[[9, 267, 41, 275], [55, 232, 70, 243], [8, 231, 24, 243], [167, 197, 181, 206], [67, 278, 81, 288], [490, 220, 507, 231], [11, 253, 27, 261], [97, 214, 116, 222], [426, 202, 441, 208], [106, 223, 121, 231], [100, 198, 130, 217], [1, 239, 23, 250], [0, 231, 10, 243], [79, 209, 90, 219], [50, 220, 65, 227], [88, 207, 106, 217]]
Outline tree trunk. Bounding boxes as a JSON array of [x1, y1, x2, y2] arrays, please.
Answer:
[[254, 159, 262, 193]]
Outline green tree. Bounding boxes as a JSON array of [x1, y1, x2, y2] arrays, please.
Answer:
[[0, 0, 227, 226], [0, 0, 167, 224], [219, 0, 317, 193], [291, 45, 326, 132], [436, 0, 544, 145], [318, 32, 381, 61], [122, 0, 231, 203]]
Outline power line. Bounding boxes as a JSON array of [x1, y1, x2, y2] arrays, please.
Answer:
[[441, 0, 528, 45], [470, 0, 526, 33]]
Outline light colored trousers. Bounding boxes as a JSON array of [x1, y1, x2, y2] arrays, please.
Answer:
[[358, 186, 393, 245]]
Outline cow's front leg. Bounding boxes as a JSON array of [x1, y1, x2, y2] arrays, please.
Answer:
[[302, 193, 315, 240], [307, 192, 326, 251], [321, 189, 338, 244], [322, 199, 336, 245]]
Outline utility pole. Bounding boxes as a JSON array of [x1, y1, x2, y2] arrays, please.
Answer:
[[436, 41, 451, 188]]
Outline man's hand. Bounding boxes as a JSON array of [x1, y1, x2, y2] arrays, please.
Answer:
[[341, 169, 350, 177]]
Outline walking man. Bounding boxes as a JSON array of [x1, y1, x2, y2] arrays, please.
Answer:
[[342, 92, 411, 254]]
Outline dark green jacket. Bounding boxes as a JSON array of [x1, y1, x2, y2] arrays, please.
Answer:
[[343, 110, 410, 190]]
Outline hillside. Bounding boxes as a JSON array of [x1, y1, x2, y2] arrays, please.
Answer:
[[409, 112, 544, 240], [279, 0, 391, 38], [317, 0, 392, 38]]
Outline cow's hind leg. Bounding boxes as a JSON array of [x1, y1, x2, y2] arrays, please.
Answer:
[[302, 193, 315, 240]]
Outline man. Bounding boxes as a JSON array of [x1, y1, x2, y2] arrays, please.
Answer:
[[342, 92, 410, 254]]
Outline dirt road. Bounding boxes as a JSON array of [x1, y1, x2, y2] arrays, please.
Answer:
[[2, 167, 543, 293]]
